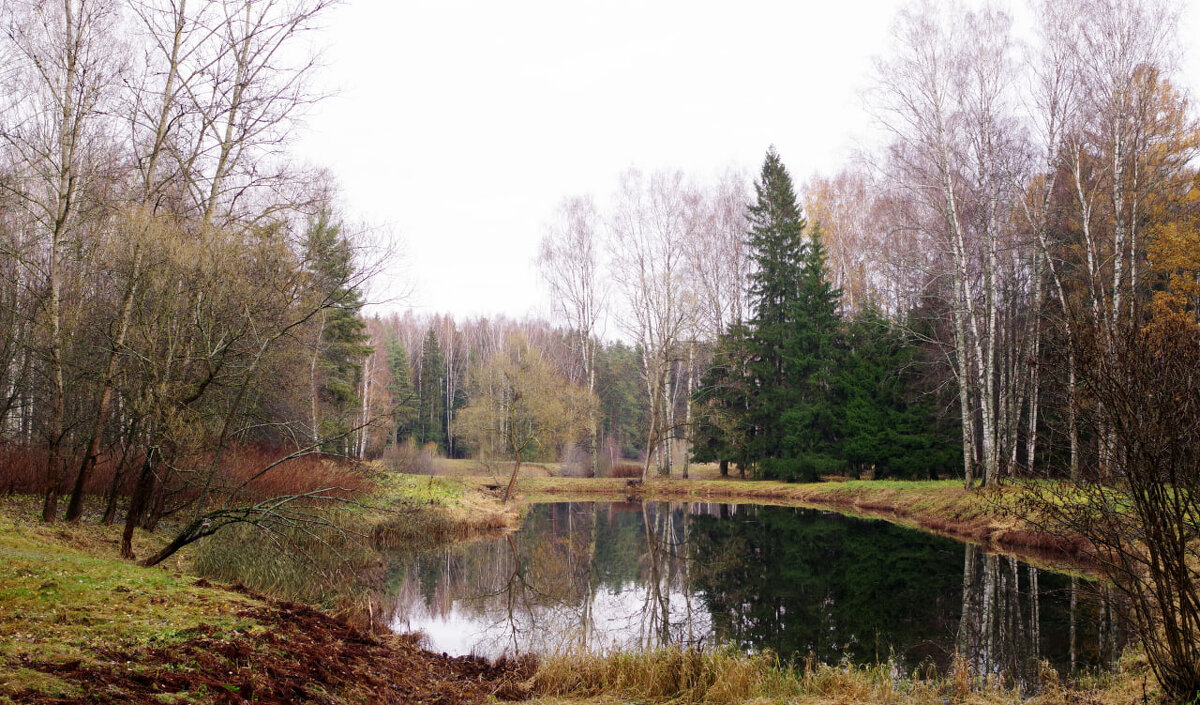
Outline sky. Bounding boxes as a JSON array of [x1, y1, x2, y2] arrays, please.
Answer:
[[294, 0, 1200, 322]]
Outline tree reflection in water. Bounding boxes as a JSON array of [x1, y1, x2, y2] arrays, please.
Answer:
[[384, 502, 1124, 687], [955, 545, 1124, 689]]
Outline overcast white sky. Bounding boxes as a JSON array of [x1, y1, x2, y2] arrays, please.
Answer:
[[294, 0, 1200, 322]]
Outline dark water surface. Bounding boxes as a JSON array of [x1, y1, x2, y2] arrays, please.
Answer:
[[384, 502, 1125, 680]]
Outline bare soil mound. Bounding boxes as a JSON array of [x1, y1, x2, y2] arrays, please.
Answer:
[[12, 586, 534, 705]]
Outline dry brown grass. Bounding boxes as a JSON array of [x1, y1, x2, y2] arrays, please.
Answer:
[[528, 647, 1147, 705], [608, 463, 642, 479]]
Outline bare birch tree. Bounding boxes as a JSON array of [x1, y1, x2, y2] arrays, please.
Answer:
[[1031, 0, 1189, 477], [682, 170, 751, 337], [608, 169, 696, 481], [1, 0, 124, 521], [538, 195, 605, 473], [873, 1, 1029, 487]]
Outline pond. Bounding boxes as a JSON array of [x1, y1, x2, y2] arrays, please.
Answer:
[[382, 501, 1126, 682]]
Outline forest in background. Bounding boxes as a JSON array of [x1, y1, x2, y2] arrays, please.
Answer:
[[5, 0, 1199, 513], [369, 0, 1200, 488]]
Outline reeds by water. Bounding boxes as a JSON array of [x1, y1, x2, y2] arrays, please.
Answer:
[[530, 647, 1139, 705]]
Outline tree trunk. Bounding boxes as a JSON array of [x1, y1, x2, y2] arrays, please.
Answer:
[[121, 451, 156, 559], [65, 250, 141, 521], [310, 311, 326, 444], [140, 516, 205, 567], [682, 342, 694, 479], [357, 349, 373, 458], [502, 454, 522, 504]]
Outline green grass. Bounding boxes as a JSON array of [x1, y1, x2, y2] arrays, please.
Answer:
[[0, 504, 261, 699], [0, 478, 520, 702], [377, 470, 467, 504]]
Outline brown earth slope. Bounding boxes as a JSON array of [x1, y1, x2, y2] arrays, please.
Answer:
[[10, 585, 533, 705]]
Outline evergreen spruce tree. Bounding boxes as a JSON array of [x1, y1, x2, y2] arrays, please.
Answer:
[[386, 337, 416, 444], [305, 210, 371, 452], [694, 148, 847, 481], [691, 323, 754, 477], [415, 329, 446, 452], [837, 306, 960, 479], [775, 223, 843, 479], [836, 307, 896, 477], [595, 341, 648, 460], [744, 147, 809, 462]]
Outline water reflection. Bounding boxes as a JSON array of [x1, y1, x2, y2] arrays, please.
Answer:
[[385, 502, 1125, 680], [955, 546, 1123, 685]]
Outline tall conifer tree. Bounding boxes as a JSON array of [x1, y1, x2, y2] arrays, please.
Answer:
[[694, 148, 846, 481], [744, 147, 810, 462], [777, 223, 843, 471], [305, 211, 371, 451], [415, 329, 446, 452], [386, 337, 416, 443]]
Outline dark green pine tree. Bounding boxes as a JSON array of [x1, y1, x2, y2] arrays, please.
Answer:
[[695, 149, 849, 481], [836, 306, 960, 480], [691, 323, 754, 477], [744, 147, 810, 461], [836, 307, 896, 477], [414, 328, 446, 452], [386, 337, 417, 444], [774, 223, 843, 480], [306, 210, 372, 451], [595, 341, 648, 459]]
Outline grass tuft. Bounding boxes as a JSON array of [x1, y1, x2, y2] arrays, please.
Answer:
[[532, 647, 801, 704], [531, 646, 1146, 705]]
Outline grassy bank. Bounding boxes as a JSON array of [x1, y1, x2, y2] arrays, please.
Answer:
[[186, 470, 521, 622], [0, 481, 528, 704], [0, 471, 1147, 704]]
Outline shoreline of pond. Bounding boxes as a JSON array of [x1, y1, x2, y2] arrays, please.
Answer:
[[472, 475, 1097, 575], [0, 479, 1144, 705]]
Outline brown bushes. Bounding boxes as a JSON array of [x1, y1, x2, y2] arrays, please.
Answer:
[[993, 529, 1094, 562], [0, 444, 132, 497], [216, 445, 374, 501], [609, 463, 642, 479], [0, 444, 50, 495], [380, 441, 437, 475], [0, 442, 372, 505]]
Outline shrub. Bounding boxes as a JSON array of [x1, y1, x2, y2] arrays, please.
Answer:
[[218, 445, 373, 501], [610, 463, 643, 479], [755, 454, 841, 483]]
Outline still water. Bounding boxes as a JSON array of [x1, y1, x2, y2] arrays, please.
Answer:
[[384, 502, 1125, 680]]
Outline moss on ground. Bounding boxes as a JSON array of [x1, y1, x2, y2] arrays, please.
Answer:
[[0, 494, 530, 704], [0, 502, 261, 700]]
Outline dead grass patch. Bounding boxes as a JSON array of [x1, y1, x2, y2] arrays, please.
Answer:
[[529, 647, 1147, 705]]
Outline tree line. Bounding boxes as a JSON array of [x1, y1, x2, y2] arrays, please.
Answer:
[[362, 312, 646, 472], [0, 0, 381, 561], [516, 0, 1200, 496]]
